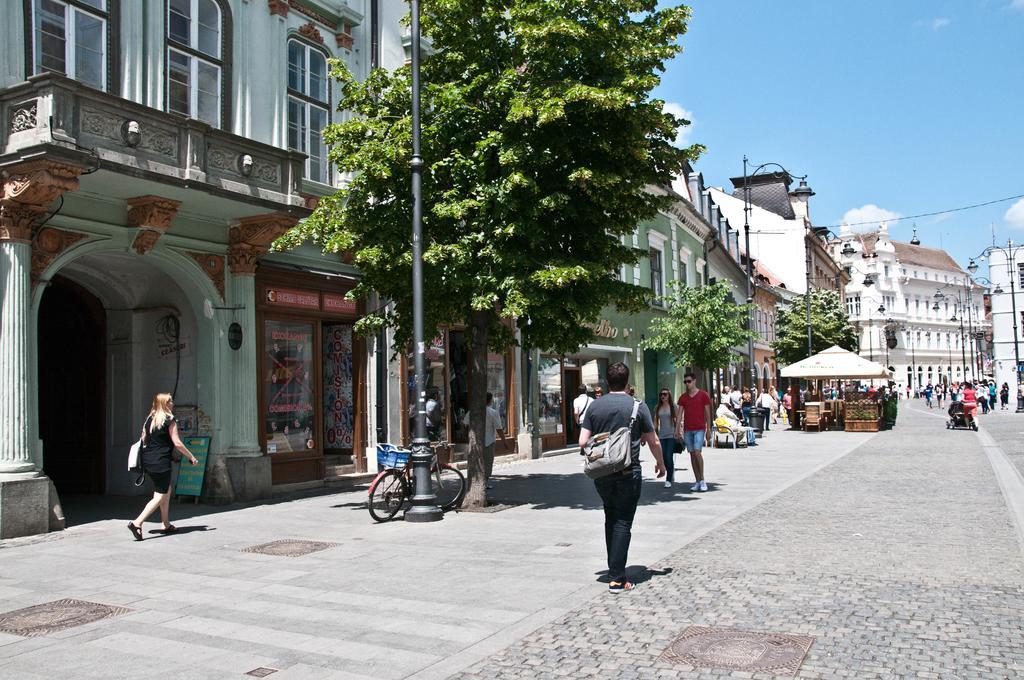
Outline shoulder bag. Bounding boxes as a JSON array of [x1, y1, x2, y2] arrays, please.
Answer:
[[581, 399, 641, 480]]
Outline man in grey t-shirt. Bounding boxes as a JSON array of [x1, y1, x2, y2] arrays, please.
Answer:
[[579, 362, 664, 594]]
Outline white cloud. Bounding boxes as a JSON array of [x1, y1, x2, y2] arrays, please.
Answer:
[[1005, 198, 1024, 229], [914, 17, 951, 29], [840, 204, 902, 233], [662, 102, 695, 147]]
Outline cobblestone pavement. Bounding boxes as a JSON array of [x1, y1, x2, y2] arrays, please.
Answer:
[[451, 400, 1024, 680], [0, 424, 871, 679], [970, 400, 1024, 480]]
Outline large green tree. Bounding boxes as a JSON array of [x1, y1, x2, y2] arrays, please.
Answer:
[[278, 0, 702, 507], [772, 289, 857, 366], [642, 281, 755, 373]]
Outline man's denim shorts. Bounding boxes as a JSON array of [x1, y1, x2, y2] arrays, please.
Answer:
[[682, 429, 706, 452]]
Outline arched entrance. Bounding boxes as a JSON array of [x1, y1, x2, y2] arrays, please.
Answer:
[[38, 277, 106, 495], [35, 250, 208, 497]]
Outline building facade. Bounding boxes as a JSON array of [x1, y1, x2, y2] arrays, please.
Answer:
[[0, 0, 401, 538], [984, 242, 1024, 399], [829, 225, 990, 391]]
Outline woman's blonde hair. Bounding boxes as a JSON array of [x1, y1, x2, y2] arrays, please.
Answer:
[[148, 393, 174, 431]]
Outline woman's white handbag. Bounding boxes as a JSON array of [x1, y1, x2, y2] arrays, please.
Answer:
[[128, 439, 142, 471]]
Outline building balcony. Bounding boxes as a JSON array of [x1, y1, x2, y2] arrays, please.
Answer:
[[1, 73, 308, 212]]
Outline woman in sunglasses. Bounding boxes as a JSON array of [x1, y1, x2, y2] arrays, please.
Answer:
[[655, 389, 678, 488]]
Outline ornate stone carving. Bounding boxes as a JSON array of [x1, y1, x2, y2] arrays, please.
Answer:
[[267, 0, 289, 17], [208, 147, 236, 173], [32, 228, 89, 281], [0, 160, 83, 243], [299, 22, 325, 44], [80, 109, 178, 157], [9, 102, 38, 133], [186, 251, 226, 299], [336, 31, 354, 50], [253, 161, 279, 183], [126, 195, 181, 255], [289, 0, 335, 27], [228, 212, 299, 275]]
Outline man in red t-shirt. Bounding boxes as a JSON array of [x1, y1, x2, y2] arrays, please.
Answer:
[[675, 372, 714, 492]]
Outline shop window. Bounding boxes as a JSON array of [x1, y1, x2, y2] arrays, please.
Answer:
[[32, 0, 111, 90], [264, 321, 315, 453], [488, 352, 508, 430], [407, 334, 447, 441], [287, 38, 330, 183], [167, 0, 225, 127], [580, 358, 608, 395], [449, 331, 470, 443], [322, 324, 354, 451], [538, 357, 562, 436]]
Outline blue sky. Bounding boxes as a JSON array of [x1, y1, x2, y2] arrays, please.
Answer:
[[655, 0, 1024, 273]]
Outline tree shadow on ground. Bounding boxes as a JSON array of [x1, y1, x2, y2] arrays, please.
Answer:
[[485, 472, 715, 511]]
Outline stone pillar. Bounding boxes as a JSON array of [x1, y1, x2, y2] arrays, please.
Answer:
[[0, 160, 81, 538], [212, 212, 298, 502]]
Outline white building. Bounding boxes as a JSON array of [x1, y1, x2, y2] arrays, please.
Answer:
[[983, 241, 1024, 401], [829, 225, 989, 391]]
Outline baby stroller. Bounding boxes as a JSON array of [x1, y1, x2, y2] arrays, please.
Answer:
[[946, 402, 977, 431]]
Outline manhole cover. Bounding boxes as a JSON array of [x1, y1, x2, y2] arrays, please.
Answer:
[[660, 626, 814, 676], [0, 599, 132, 637], [242, 539, 339, 557], [245, 668, 278, 677]]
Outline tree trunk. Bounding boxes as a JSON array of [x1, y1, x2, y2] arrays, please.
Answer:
[[462, 309, 491, 509]]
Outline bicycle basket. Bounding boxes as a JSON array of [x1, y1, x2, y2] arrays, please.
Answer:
[[376, 444, 410, 469]]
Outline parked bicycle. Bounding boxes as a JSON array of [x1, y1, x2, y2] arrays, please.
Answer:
[[368, 443, 466, 522]]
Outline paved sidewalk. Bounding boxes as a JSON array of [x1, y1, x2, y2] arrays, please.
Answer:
[[0, 425, 870, 679], [452, 400, 1024, 679]]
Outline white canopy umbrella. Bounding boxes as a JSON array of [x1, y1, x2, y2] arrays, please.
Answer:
[[780, 345, 892, 380]]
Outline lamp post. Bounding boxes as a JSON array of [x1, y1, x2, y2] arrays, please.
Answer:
[[743, 157, 811, 387], [969, 241, 1024, 411], [405, 0, 443, 522]]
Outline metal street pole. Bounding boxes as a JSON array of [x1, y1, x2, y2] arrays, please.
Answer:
[[964, 285, 977, 381], [805, 249, 813, 358], [405, 0, 443, 523], [957, 300, 968, 381], [742, 157, 756, 391]]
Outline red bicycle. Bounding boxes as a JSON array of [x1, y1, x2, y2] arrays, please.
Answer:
[[367, 443, 465, 522]]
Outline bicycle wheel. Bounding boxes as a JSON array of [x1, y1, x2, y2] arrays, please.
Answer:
[[433, 465, 466, 511], [368, 470, 408, 522]]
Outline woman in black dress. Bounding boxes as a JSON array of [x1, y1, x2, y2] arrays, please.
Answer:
[[128, 393, 198, 541]]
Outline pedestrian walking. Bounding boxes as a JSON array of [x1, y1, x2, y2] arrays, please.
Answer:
[[756, 387, 776, 431], [988, 382, 997, 411], [935, 386, 943, 409], [962, 382, 979, 430], [924, 383, 933, 408], [573, 385, 593, 441], [729, 385, 743, 418], [741, 388, 753, 424], [1000, 382, 1010, 410], [128, 393, 198, 541], [979, 388, 989, 414], [676, 373, 714, 492], [579, 363, 664, 593], [655, 389, 678, 488]]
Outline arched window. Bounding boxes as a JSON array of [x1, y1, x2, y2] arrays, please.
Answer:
[[166, 0, 230, 128], [287, 38, 330, 184], [28, 0, 119, 92]]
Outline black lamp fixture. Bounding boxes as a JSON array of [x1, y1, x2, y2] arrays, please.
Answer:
[[863, 274, 875, 287], [910, 226, 921, 246], [950, 312, 958, 322], [994, 283, 1005, 295], [967, 258, 979, 275], [932, 301, 940, 311], [841, 242, 855, 256], [877, 304, 886, 314]]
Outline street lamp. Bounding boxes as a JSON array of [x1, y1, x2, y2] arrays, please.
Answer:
[[968, 240, 1024, 411], [405, 0, 443, 522], [742, 157, 811, 387]]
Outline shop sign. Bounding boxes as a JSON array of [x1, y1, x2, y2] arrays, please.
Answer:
[[323, 324, 355, 449], [228, 322, 243, 350], [176, 436, 211, 497], [585, 319, 621, 339], [323, 293, 357, 315], [265, 287, 320, 310]]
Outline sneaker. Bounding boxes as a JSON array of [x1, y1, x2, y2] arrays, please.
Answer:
[[699, 480, 708, 492], [608, 580, 634, 594], [690, 482, 700, 492], [663, 481, 672, 488]]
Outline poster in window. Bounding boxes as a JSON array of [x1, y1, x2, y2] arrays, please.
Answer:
[[264, 321, 315, 453], [323, 324, 355, 450]]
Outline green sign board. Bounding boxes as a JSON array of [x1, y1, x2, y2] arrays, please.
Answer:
[[176, 436, 211, 497]]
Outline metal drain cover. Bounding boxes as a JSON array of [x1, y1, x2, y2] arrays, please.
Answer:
[[660, 626, 814, 676], [0, 599, 131, 637], [242, 539, 338, 557], [245, 668, 278, 677]]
